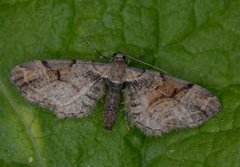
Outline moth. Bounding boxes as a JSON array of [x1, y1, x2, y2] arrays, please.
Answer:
[[10, 52, 221, 135]]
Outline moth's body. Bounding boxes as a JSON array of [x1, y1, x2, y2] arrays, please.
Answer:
[[104, 53, 126, 129], [10, 52, 221, 135]]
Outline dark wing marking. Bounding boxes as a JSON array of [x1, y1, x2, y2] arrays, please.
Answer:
[[124, 68, 221, 135], [10, 60, 110, 117]]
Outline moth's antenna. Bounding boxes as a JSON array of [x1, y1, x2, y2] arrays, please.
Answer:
[[85, 38, 109, 60], [86, 40, 101, 57], [126, 54, 168, 74]]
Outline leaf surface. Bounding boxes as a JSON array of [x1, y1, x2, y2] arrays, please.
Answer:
[[0, 0, 240, 166]]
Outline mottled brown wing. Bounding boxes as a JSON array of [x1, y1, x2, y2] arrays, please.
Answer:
[[124, 68, 221, 135], [10, 60, 110, 118]]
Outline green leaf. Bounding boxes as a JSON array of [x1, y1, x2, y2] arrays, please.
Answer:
[[1, 0, 240, 166]]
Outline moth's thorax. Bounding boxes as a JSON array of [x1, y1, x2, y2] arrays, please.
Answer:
[[109, 56, 126, 83]]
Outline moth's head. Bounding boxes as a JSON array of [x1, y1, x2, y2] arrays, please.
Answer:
[[112, 52, 126, 62]]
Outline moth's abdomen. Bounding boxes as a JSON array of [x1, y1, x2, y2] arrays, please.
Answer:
[[104, 81, 122, 129]]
